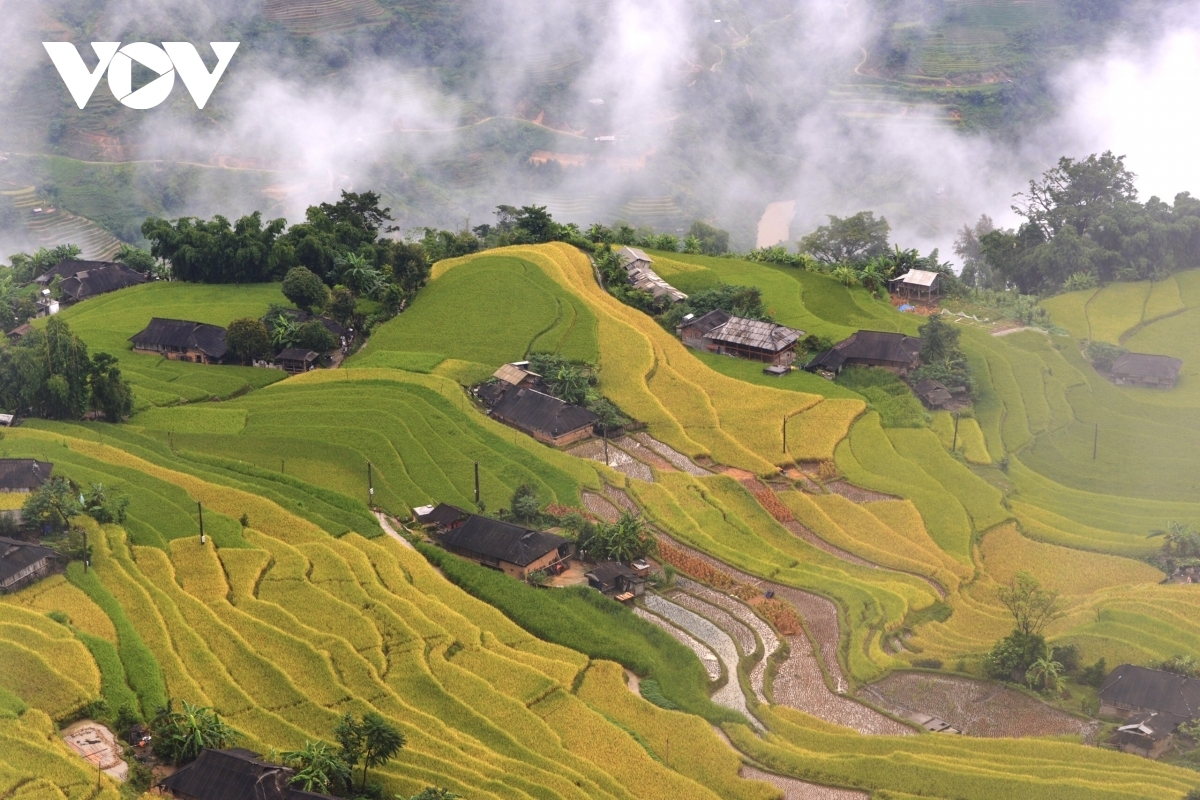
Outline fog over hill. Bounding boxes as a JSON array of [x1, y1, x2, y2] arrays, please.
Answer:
[[1, 0, 1198, 258]]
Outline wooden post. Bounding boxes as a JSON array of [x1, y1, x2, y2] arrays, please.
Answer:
[[782, 415, 788, 454], [198, 502, 205, 545], [367, 462, 374, 507], [603, 424, 609, 465], [952, 413, 960, 453], [1093, 423, 1099, 460], [281, 460, 285, 473], [474, 461, 480, 505], [83, 528, 88, 572]]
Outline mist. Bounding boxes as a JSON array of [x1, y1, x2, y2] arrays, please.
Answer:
[[4, 0, 1200, 265]]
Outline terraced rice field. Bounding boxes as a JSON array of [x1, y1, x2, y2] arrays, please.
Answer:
[[0, 427, 770, 800], [260, 0, 388, 34]]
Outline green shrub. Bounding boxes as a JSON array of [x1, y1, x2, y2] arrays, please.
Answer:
[[835, 367, 926, 428], [637, 679, 679, 710]]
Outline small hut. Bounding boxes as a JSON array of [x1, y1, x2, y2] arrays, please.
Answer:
[[1110, 353, 1183, 388], [888, 269, 943, 301], [275, 349, 319, 375]]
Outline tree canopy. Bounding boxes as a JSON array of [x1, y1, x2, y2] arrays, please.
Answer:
[[798, 211, 892, 265]]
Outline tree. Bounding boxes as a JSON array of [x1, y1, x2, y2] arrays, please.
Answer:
[[42, 317, 93, 419], [115, 243, 159, 276], [225, 318, 272, 364], [151, 700, 237, 765], [6, 244, 81, 283], [681, 235, 702, 254], [282, 266, 330, 313], [294, 320, 338, 353], [984, 630, 1047, 682], [143, 212, 287, 284], [411, 789, 462, 800], [856, 259, 890, 294], [1148, 521, 1200, 563], [336, 252, 382, 297], [913, 315, 973, 395], [327, 287, 357, 327], [510, 484, 541, 524], [1025, 657, 1064, 693], [582, 512, 656, 561], [831, 265, 859, 287], [334, 711, 406, 791], [21, 476, 82, 532], [955, 215, 996, 289], [688, 221, 729, 255], [997, 572, 1062, 637], [82, 483, 129, 524], [798, 211, 890, 265], [281, 740, 352, 796], [88, 352, 134, 421]]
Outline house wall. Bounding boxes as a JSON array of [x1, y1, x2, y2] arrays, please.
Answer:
[[0, 556, 51, 592], [680, 329, 709, 350], [843, 357, 916, 376], [1112, 375, 1175, 388], [500, 548, 562, 580], [133, 345, 217, 365], [549, 425, 596, 447], [705, 339, 797, 366]]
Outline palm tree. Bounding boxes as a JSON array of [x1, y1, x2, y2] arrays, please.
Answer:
[[1025, 657, 1063, 693], [831, 265, 859, 287], [856, 259, 889, 294], [151, 700, 237, 765], [337, 253, 383, 298], [1149, 521, 1200, 559], [270, 316, 299, 349]]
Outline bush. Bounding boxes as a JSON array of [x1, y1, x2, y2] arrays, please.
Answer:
[[1079, 657, 1107, 688], [913, 658, 943, 670], [1084, 340, 1126, 371], [983, 631, 1047, 682], [638, 678, 679, 710], [283, 266, 331, 313], [1050, 644, 1080, 674]]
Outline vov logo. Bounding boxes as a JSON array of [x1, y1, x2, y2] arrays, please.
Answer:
[[43, 42, 239, 110]]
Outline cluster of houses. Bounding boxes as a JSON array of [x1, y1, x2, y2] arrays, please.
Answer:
[[6, 258, 149, 340], [126, 312, 348, 374], [0, 459, 58, 594], [475, 362, 601, 447], [415, 502, 648, 601], [616, 247, 689, 303]]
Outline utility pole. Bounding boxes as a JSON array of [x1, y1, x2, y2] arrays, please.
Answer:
[[603, 423, 609, 466], [198, 502, 205, 545], [367, 462, 374, 508], [1093, 422, 1099, 460], [952, 412, 960, 453], [474, 461, 480, 506], [782, 415, 788, 454], [281, 460, 285, 474], [82, 528, 89, 573]]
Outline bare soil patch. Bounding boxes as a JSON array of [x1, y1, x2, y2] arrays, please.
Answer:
[[62, 720, 127, 781], [741, 765, 868, 800], [862, 672, 1097, 738], [825, 481, 894, 503]]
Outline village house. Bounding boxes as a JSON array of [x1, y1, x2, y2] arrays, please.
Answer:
[[1107, 713, 1177, 759], [888, 269, 944, 302], [129, 318, 228, 364], [677, 309, 803, 367], [0, 459, 52, 495], [585, 561, 645, 602], [415, 502, 470, 529], [1110, 352, 1183, 388], [35, 260, 146, 305], [437, 513, 572, 579], [0, 537, 58, 593], [493, 361, 541, 389], [806, 330, 924, 377], [913, 378, 953, 409], [6, 323, 33, 342], [275, 348, 319, 375], [616, 247, 688, 303], [489, 387, 599, 446], [1099, 664, 1200, 725], [156, 748, 337, 800]]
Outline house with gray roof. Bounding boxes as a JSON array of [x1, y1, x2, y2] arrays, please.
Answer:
[[616, 247, 688, 303], [0, 537, 57, 593], [806, 330, 923, 376], [888, 269, 944, 301], [438, 513, 572, 579], [35, 260, 146, 305], [1099, 664, 1200, 725], [679, 309, 803, 366], [129, 318, 228, 364], [1110, 352, 1183, 388]]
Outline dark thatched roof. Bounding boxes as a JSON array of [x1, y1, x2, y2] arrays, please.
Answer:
[[1100, 665, 1200, 723], [35, 260, 119, 283], [705, 316, 801, 352], [806, 331, 923, 372], [490, 388, 598, 440], [914, 379, 953, 407], [157, 748, 337, 800], [6, 323, 33, 339], [0, 459, 52, 492], [418, 502, 469, 528], [440, 515, 569, 567], [1112, 353, 1182, 382], [130, 318, 228, 359], [585, 560, 639, 586], [36, 261, 147, 301], [276, 348, 318, 363], [0, 537, 56, 586]]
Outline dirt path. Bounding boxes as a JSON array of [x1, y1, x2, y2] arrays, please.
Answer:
[[375, 512, 414, 549], [741, 765, 868, 800]]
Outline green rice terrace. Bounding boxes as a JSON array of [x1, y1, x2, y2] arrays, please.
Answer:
[[5, 244, 1200, 798]]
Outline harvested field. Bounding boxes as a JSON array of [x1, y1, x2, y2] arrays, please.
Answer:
[[862, 672, 1095, 738], [633, 432, 712, 475], [602, 484, 640, 513], [642, 595, 756, 725], [581, 490, 621, 522], [668, 590, 758, 659], [632, 607, 721, 681], [616, 435, 676, 470], [568, 440, 654, 481], [677, 577, 778, 704]]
